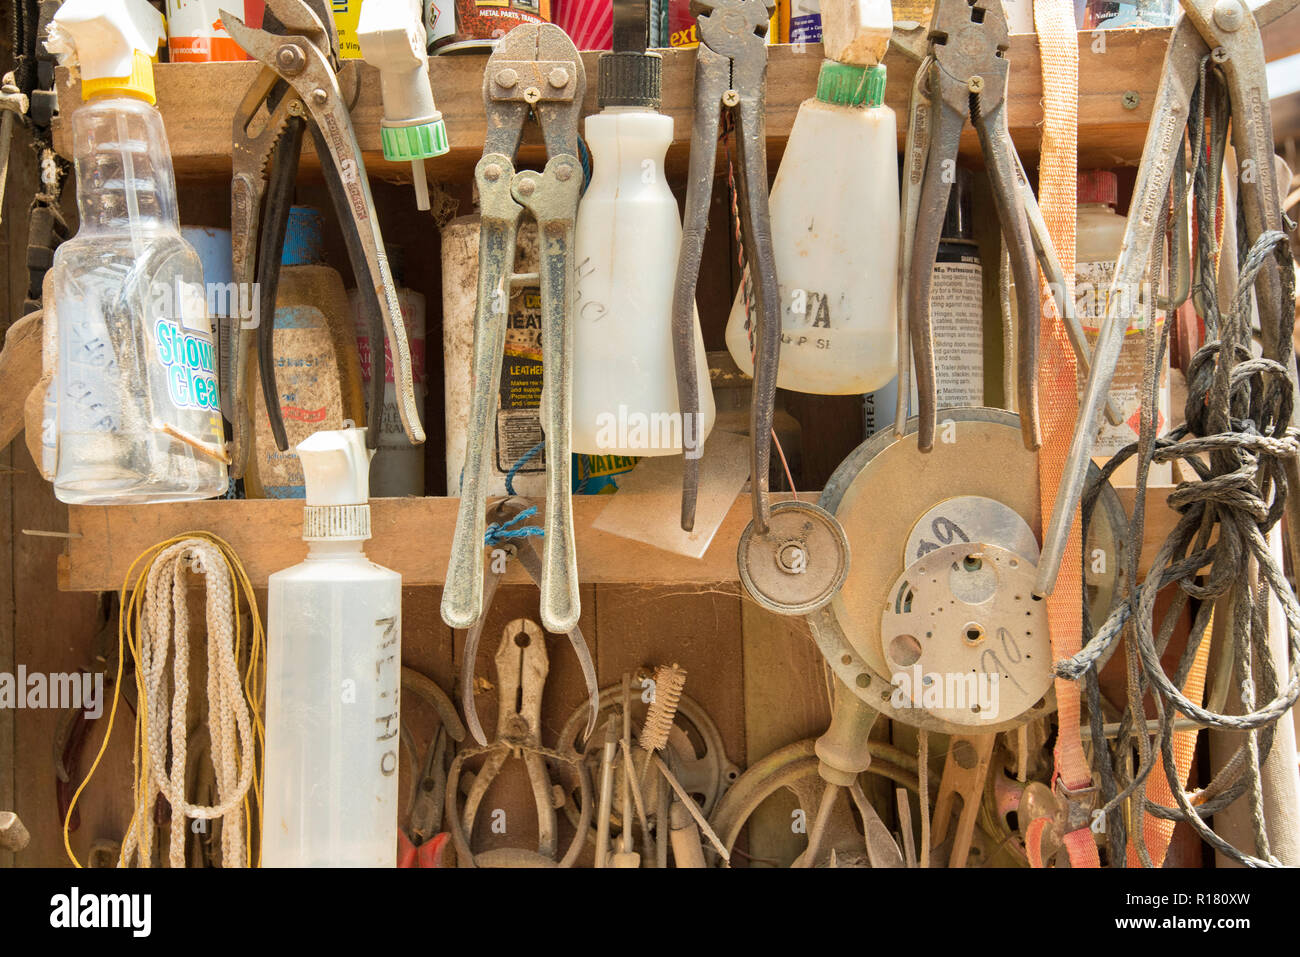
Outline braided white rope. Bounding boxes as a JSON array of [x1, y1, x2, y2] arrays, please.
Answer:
[[120, 540, 256, 868]]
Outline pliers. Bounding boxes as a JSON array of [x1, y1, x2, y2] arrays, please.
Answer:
[[397, 667, 465, 867], [442, 25, 585, 636], [220, 0, 425, 477], [906, 0, 1039, 455], [459, 497, 599, 750], [673, 0, 780, 536], [1035, 0, 1300, 595], [444, 618, 593, 867]]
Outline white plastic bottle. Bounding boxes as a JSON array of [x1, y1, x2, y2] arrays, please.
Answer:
[[263, 428, 402, 867], [724, 61, 898, 395], [46, 0, 228, 504], [572, 36, 714, 456], [1075, 169, 1171, 485]]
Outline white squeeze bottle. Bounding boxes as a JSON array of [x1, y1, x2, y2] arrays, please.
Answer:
[[45, 0, 228, 503], [263, 428, 402, 867], [571, 1, 714, 456], [724, 61, 899, 395]]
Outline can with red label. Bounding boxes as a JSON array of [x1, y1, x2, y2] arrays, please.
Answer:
[[430, 0, 552, 53], [167, 0, 264, 62]]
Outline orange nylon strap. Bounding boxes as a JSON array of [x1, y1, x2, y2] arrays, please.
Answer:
[[1032, 0, 1099, 868], [1125, 612, 1211, 867]]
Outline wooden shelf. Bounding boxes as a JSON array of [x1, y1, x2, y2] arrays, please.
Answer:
[[58, 485, 1180, 592], [53, 29, 1172, 182]]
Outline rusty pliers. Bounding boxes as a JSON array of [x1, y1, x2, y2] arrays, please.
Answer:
[[907, 0, 1039, 454], [445, 619, 593, 867], [673, 0, 780, 535], [442, 25, 584, 636], [221, 0, 424, 476], [1035, 0, 1300, 595]]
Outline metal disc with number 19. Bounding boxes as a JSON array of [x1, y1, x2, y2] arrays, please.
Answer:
[[737, 501, 851, 615]]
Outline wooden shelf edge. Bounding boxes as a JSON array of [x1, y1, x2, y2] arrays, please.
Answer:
[[53, 28, 1170, 176], [63, 484, 1180, 592]]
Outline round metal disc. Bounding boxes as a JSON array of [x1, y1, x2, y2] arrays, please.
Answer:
[[880, 542, 1053, 727], [738, 501, 850, 616], [904, 496, 1040, 567], [805, 409, 1128, 734]]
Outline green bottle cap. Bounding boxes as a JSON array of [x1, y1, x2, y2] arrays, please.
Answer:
[[380, 114, 450, 162], [815, 61, 886, 109]]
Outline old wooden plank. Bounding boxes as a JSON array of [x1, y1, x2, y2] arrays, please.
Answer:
[[63, 484, 1185, 592], [740, 604, 831, 867], [54, 32, 1167, 178]]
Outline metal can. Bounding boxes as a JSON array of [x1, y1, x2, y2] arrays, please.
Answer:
[[550, 0, 610, 50], [167, 0, 263, 61], [431, 0, 551, 53]]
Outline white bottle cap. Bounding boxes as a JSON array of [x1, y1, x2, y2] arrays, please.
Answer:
[[296, 428, 374, 541], [47, 0, 166, 103]]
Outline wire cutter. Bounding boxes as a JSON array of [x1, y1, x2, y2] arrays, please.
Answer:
[[906, 0, 1040, 454], [673, 0, 780, 535], [442, 25, 585, 636], [444, 619, 593, 867], [1035, 0, 1300, 595], [220, 0, 425, 477], [459, 498, 599, 749]]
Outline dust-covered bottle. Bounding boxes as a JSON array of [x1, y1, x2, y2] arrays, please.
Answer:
[[262, 428, 402, 867]]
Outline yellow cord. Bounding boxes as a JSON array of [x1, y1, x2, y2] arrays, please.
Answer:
[[62, 531, 266, 868]]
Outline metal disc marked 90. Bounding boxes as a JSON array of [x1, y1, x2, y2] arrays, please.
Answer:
[[880, 542, 1053, 727], [738, 501, 850, 616]]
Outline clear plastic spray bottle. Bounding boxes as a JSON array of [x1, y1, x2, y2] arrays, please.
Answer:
[[45, 0, 227, 503]]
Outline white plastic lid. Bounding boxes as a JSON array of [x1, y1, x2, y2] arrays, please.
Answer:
[[47, 0, 164, 88], [296, 428, 374, 541]]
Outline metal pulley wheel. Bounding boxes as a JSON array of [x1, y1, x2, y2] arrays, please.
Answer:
[[737, 500, 850, 615], [806, 408, 1128, 735], [705, 739, 987, 868], [554, 682, 738, 837]]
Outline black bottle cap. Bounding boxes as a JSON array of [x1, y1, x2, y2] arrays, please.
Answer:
[[597, 0, 662, 109]]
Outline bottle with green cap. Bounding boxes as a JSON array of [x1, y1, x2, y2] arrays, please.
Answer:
[[357, 0, 449, 212], [723, 59, 899, 395], [44, 0, 228, 504], [571, 0, 714, 458]]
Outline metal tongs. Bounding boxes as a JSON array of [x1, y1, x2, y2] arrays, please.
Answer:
[[903, 0, 1040, 454], [221, 0, 425, 476], [442, 25, 585, 635], [1035, 0, 1300, 595], [893, 13, 1121, 444], [673, 0, 780, 536], [461, 497, 599, 749]]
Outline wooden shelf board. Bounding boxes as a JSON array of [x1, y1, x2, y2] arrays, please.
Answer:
[[54, 29, 1170, 181], [60, 484, 1180, 591]]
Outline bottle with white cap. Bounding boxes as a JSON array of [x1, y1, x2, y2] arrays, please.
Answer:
[[262, 427, 402, 867]]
